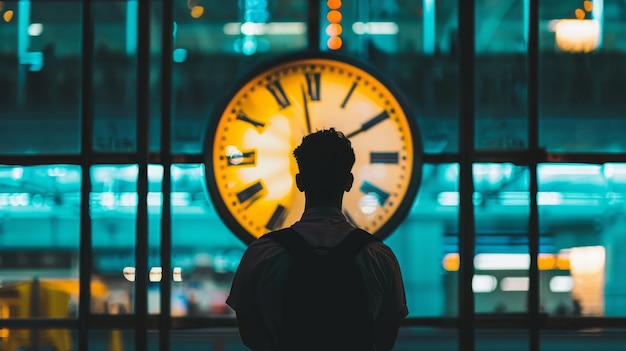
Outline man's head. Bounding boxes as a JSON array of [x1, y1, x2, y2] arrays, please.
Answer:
[[293, 128, 355, 205]]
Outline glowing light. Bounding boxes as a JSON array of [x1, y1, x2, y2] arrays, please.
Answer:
[[539, 164, 601, 175], [326, 22, 342, 36], [123, 267, 136, 282], [124, 267, 183, 282], [190, 5, 204, 18], [538, 192, 563, 205], [327, 10, 342, 23], [173, 48, 187, 63], [223, 22, 306, 36], [101, 192, 116, 208], [575, 8, 586, 19], [352, 22, 399, 35], [3, 10, 13, 23], [501, 277, 529, 291], [327, 0, 341, 10], [149, 267, 162, 282], [11, 167, 23, 180], [326, 1, 342, 51], [550, 276, 574, 292], [437, 191, 458, 206], [226, 145, 244, 165], [556, 249, 571, 270], [538, 253, 557, 270], [358, 194, 379, 215], [28, 23, 43, 36], [443, 253, 459, 271], [327, 36, 342, 50], [555, 19, 600, 53], [473, 275, 497, 293], [570, 246, 605, 274], [475, 253, 529, 270], [173, 267, 183, 282]]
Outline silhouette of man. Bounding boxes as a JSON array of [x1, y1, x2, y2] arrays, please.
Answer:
[[227, 128, 408, 350]]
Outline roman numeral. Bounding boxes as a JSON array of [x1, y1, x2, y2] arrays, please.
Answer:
[[237, 113, 265, 129], [305, 72, 321, 101], [341, 82, 357, 108], [370, 152, 399, 164], [359, 181, 390, 206], [236, 181, 265, 207], [266, 80, 290, 108], [265, 204, 287, 230]]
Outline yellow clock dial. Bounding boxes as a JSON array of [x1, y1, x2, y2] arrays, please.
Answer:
[[204, 52, 422, 244]]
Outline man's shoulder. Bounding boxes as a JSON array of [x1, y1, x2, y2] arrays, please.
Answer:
[[360, 238, 401, 266], [241, 231, 289, 263]]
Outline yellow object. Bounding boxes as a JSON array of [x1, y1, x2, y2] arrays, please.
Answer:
[[0, 279, 109, 351], [108, 330, 124, 351], [205, 53, 422, 243]]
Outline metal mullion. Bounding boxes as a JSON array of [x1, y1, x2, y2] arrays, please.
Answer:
[[527, 0, 540, 350], [457, 0, 476, 350], [0, 155, 82, 165], [159, 0, 174, 349], [135, 0, 151, 350], [546, 153, 626, 163], [307, 0, 320, 50], [79, 0, 95, 349]]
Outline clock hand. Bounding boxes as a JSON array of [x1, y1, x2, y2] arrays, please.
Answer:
[[345, 110, 389, 138], [301, 84, 312, 134]]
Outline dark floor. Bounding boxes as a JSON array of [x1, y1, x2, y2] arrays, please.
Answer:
[[85, 327, 626, 351]]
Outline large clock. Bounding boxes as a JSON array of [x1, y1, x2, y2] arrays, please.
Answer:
[[204, 51, 422, 244]]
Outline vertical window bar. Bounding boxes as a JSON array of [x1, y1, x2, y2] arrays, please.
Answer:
[[527, 0, 541, 350], [159, 0, 174, 350], [79, 0, 94, 350], [458, 0, 476, 350], [308, 0, 320, 50], [136, 0, 151, 350]]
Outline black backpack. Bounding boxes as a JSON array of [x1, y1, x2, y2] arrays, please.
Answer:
[[266, 227, 379, 351]]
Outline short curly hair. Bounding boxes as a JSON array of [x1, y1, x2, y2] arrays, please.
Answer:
[[293, 128, 355, 193]]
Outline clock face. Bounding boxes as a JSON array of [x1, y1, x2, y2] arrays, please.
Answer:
[[204, 52, 422, 244]]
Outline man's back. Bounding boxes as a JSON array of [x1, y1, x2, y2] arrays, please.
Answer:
[[266, 227, 377, 351], [227, 207, 408, 351]]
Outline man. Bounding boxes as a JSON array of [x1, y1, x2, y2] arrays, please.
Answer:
[[227, 128, 408, 350]]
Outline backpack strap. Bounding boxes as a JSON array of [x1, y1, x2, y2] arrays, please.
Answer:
[[331, 228, 379, 257], [265, 228, 315, 257]]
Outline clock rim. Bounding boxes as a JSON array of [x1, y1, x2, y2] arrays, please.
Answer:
[[203, 50, 423, 245]]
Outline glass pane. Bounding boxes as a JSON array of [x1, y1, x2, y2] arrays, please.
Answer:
[[0, 329, 76, 350], [475, 1, 528, 150], [93, 1, 137, 153], [540, 329, 626, 351], [473, 164, 530, 314], [539, 1, 626, 152], [539, 163, 626, 316], [0, 1, 81, 154], [172, 1, 308, 153], [170, 329, 251, 351], [0, 165, 81, 318], [90, 329, 133, 351], [396, 327, 458, 351], [386, 163, 459, 317], [171, 164, 245, 317], [476, 329, 529, 351], [334, 0, 460, 154], [91, 165, 139, 315]]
